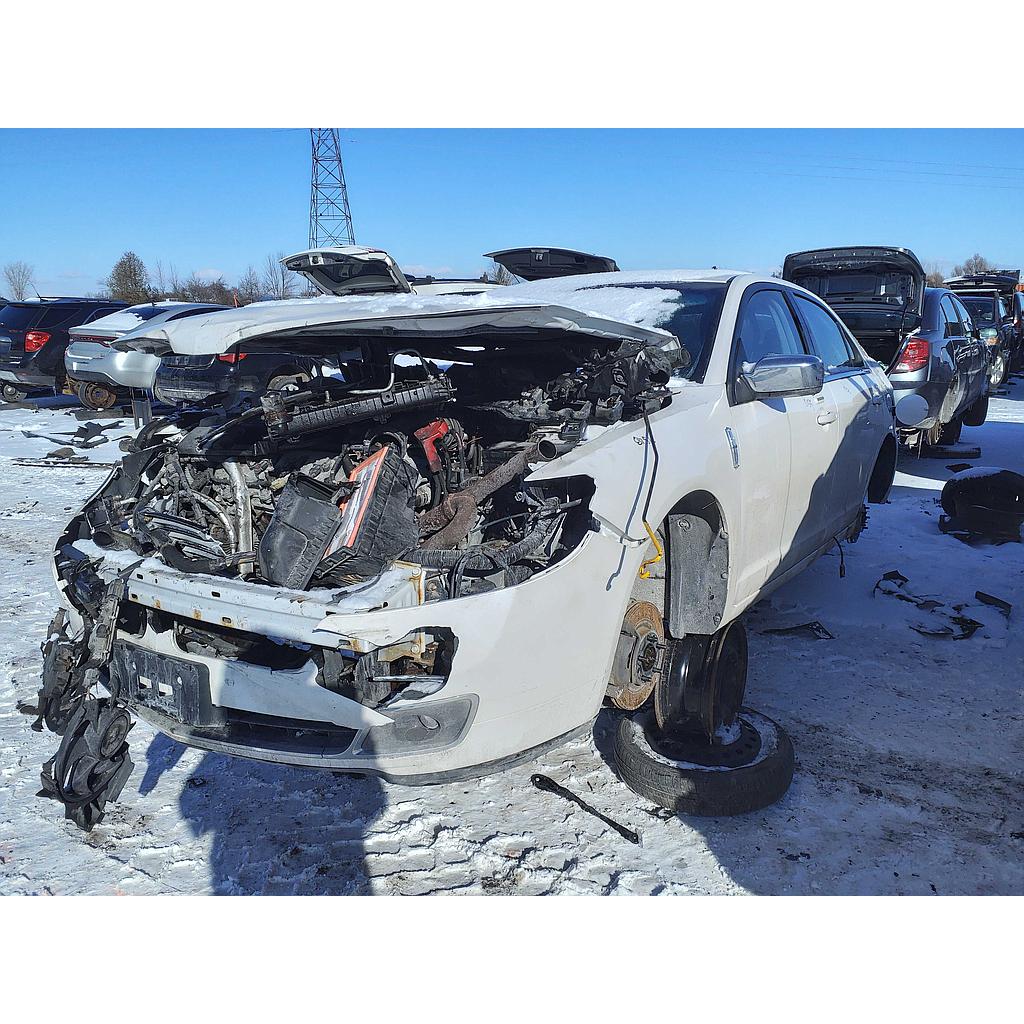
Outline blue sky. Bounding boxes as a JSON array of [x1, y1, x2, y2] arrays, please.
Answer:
[[2, 128, 1022, 295]]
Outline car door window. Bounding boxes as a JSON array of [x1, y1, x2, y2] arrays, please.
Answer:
[[793, 295, 860, 372], [734, 289, 805, 369], [950, 295, 973, 334], [940, 295, 964, 338]]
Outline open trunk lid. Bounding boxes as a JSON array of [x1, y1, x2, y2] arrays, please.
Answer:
[[944, 270, 1021, 301], [485, 247, 619, 282], [282, 247, 414, 297], [783, 247, 926, 356]]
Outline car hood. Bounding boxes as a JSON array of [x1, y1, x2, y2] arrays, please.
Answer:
[[111, 295, 678, 357]]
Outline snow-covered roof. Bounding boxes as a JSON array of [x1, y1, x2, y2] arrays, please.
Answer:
[[71, 302, 226, 338], [113, 269, 751, 356]]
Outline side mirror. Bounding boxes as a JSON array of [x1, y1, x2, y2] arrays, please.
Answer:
[[739, 353, 824, 401]]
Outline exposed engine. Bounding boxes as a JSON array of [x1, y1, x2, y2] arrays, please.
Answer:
[[63, 336, 678, 610]]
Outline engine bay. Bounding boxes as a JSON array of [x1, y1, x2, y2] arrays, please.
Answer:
[[62, 334, 679, 605]]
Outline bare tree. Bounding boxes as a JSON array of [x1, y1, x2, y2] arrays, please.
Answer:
[[952, 253, 998, 277], [3, 260, 35, 300], [237, 265, 264, 305], [152, 260, 169, 296], [925, 262, 946, 288], [482, 261, 517, 286], [261, 252, 296, 300]]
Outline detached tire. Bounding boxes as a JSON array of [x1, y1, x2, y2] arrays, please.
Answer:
[[613, 709, 794, 816]]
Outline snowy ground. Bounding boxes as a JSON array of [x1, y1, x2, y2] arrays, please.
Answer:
[[1, 393, 1022, 895]]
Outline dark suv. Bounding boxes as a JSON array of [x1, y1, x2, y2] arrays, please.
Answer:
[[0, 298, 128, 401]]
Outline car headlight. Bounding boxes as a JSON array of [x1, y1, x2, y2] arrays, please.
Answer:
[[981, 328, 999, 345]]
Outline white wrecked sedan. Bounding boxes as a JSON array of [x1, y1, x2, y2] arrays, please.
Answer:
[[35, 264, 897, 829]]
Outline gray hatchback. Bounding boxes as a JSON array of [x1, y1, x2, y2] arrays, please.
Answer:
[[783, 246, 989, 445]]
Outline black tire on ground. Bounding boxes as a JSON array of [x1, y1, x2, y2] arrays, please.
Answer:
[[613, 709, 795, 816], [1, 383, 30, 403], [962, 391, 989, 428], [938, 415, 962, 445]]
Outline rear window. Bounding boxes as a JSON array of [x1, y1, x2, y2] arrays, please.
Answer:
[[0, 304, 41, 330], [130, 306, 171, 322]]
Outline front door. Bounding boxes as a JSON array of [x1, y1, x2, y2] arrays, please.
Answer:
[[726, 286, 835, 595]]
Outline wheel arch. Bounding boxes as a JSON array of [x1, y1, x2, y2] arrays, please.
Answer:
[[662, 489, 730, 639]]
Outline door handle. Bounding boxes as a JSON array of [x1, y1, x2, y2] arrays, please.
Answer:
[[816, 410, 837, 426]]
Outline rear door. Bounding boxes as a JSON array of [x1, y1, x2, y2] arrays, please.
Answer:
[[791, 293, 876, 535], [943, 294, 982, 401]]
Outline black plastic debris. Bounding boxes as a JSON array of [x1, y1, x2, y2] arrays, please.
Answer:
[[939, 468, 1024, 542], [975, 591, 1012, 618], [31, 608, 90, 734], [531, 773, 640, 844], [873, 570, 998, 641], [22, 420, 127, 450], [946, 463, 973, 473], [910, 615, 984, 641], [38, 697, 134, 832], [763, 621, 835, 640]]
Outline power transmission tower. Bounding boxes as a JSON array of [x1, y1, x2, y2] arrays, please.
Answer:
[[308, 128, 356, 248]]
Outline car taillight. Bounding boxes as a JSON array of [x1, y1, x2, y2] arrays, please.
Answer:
[[894, 337, 929, 373], [217, 352, 248, 363], [24, 330, 51, 352], [74, 335, 111, 347]]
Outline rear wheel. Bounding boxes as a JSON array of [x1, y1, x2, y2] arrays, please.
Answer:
[[962, 391, 990, 428], [76, 381, 119, 411], [937, 415, 963, 445], [1, 383, 30, 403]]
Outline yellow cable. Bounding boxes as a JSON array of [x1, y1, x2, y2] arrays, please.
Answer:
[[638, 520, 664, 579]]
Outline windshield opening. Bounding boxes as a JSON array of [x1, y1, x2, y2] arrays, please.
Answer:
[[959, 296, 1000, 326], [575, 282, 728, 380]]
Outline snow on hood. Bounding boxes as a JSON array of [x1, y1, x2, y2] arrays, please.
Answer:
[[111, 269, 743, 357]]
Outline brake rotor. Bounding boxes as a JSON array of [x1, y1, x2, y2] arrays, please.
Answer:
[[607, 601, 665, 710], [39, 698, 135, 832], [79, 382, 118, 412]]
